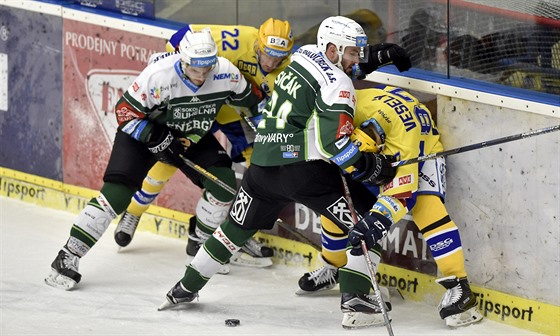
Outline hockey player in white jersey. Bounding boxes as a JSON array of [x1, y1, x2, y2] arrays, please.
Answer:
[[45, 28, 263, 290]]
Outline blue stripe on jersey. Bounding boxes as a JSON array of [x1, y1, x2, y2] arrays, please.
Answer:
[[426, 228, 462, 259], [174, 60, 201, 92], [133, 189, 159, 206], [121, 119, 148, 141], [331, 141, 360, 167], [321, 232, 348, 252]]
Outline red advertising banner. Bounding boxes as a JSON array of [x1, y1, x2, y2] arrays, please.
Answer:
[[62, 19, 202, 214]]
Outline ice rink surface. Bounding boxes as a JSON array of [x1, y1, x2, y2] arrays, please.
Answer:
[[0, 196, 541, 335]]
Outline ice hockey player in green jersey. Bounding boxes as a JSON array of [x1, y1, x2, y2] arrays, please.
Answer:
[[159, 16, 400, 329]]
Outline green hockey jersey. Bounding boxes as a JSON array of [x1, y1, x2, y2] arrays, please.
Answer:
[[251, 45, 361, 170]]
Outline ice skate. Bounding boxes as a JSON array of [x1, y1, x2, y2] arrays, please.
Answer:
[[296, 254, 338, 295], [240, 237, 274, 257], [230, 237, 273, 268], [158, 281, 199, 311], [437, 276, 483, 327], [340, 292, 391, 329], [44, 247, 82, 290], [114, 211, 140, 247]]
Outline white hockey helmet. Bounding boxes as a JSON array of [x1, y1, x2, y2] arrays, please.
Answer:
[[317, 16, 368, 69], [178, 28, 218, 68]]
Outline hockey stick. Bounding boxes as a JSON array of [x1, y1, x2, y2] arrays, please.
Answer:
[[178, 154, 320, 249], [391, 124, 560, 167], [340, 175, 394, 335]]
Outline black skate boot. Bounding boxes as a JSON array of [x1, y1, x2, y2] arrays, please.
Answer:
[[158, 281, 199, 311], [44, 247, 82, 290], [230, 237, 273, 268], [296, 254, 338, 295], [340, 292, 391, 329], [186, 216, 203, 257], [240, 237, 274, 257], [114, 211, 140, 247], [436, 276, 483, 327]]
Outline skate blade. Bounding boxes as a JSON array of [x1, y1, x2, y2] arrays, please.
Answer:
[[230, 252, 273, 268], [445, 307, 484, 327], [341, 312, 390, 329], [44, 269, 77, 290], [157, 300, 174, 311], [295, 283, 338, 296]]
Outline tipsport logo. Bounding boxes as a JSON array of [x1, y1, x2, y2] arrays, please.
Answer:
[[230, 187, 253, 225]]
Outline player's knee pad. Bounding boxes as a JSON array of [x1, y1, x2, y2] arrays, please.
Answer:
[[320, 216, 348, 268], [68, 194, 117, 255], [202, 166, 236, 202], [195, 190, 233, 240]]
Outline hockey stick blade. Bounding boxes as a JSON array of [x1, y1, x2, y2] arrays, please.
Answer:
[[392, 124, 560, 167]]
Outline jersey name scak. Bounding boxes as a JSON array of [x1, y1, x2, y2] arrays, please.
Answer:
[[252, 44, 358, 170]]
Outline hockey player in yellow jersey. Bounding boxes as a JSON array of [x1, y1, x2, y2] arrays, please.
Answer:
[[297, 85, 483, 328], [114, 18, 293, 269]]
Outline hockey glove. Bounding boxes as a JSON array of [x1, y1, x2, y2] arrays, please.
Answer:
[[348, 212, 392, 256], [358, 43, 412, 79], [145, 124, 189, 167], [351, 152, 397, 185]]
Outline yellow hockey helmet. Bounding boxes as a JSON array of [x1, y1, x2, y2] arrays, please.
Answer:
[[257, 18, 294, 58]]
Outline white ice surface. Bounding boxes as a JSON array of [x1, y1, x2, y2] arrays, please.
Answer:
[[0, 196, 541, 335]]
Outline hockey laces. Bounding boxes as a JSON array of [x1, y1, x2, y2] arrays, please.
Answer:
[[308, 266, 337, 286], [118, 213, 140, 235], [62, 252, 80, 271], [243, 238, 264, 255], [440, 283, 463, 308]]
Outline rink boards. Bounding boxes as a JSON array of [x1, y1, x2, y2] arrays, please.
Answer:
[[1, 166, 557, 335]]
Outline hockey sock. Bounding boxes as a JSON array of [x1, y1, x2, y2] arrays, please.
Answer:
[[412, 195, 467, 278], [338, 244, 382, 293], [320, 216, 348, 268], [181, 219, 256, 292], [126, 162, 177, 217], [67, 193, 119, 256]]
